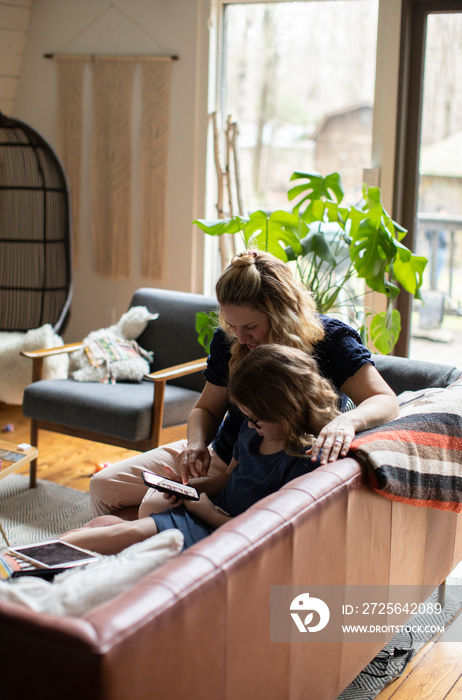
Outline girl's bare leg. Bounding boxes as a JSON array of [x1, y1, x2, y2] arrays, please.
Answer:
[[60, 517, 158, 555]]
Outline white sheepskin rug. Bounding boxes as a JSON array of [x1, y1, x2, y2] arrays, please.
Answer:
[[0, 325, 68, 405]]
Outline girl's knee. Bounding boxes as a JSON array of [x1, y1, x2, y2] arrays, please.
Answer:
[[138, 491, 170, 518]]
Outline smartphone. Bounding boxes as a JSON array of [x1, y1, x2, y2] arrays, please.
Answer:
[[141, 471, 200, 501], [8, 540, 101, 570]]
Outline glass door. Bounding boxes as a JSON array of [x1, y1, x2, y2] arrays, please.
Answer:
[[409, 11, 462, 364], [395, 2, 462, 362]]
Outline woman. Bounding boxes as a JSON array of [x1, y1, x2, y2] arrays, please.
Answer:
[[64, 344, 341, 554], [90, 249, 399, 518]]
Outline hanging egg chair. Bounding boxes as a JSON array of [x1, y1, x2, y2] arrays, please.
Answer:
[[0, 111, 72, 333]]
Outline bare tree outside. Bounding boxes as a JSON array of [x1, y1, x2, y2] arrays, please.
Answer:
[[222, 0, 379, 211]]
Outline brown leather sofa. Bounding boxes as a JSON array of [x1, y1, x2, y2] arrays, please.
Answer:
[[1, 355, 461, 700]]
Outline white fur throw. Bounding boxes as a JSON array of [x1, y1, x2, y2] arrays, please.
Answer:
[[0, 530, 184, 617], [0, 325, 68, 405], [68, 306, 158, 384]]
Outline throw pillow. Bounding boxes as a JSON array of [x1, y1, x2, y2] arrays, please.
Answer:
[[0, 529, 184, 617], [69, 306, 158, 384]]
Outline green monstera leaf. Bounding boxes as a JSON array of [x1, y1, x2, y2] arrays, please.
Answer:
[[370, 309, 401, 356], [196, 309, 219, 353], [243, 210, 303, 260], [193, 170, 427, 354], [288, 171, 344, 217], [193, 216, 248, 237], [393, 252, 428, 297]]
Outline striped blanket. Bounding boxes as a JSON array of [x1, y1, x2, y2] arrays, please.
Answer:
[[350, 388, 462, 512]]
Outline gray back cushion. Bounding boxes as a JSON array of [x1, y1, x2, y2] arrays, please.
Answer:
[[373, 354, 462, 395], [131, 288, 217, 392]]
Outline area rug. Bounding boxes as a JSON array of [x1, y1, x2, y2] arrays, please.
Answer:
[[337, 576, 462, 699], [0, 474, 92, 550]]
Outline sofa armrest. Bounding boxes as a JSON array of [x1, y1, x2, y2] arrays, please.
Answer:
[[20, 343, 83, 382], [145, 357, 208, 446]]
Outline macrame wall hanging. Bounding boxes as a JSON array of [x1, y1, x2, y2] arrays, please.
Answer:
[[140, 60, 172, 279], [56, 59, 84, 260], [91, 58, 135, 278], [54, 53, 174, 279]]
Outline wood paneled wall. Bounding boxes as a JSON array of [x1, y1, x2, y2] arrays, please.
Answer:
[[0, 0, 32, 114]]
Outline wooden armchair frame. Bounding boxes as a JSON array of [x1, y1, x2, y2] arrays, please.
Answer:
[[21, 345, 207, 487]]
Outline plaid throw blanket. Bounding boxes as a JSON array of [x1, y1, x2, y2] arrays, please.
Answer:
[[350, 388, 462, 513]]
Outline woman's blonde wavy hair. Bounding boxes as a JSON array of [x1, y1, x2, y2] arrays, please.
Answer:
[[228, 344, 339, 454], [215, 249, 324, 370]]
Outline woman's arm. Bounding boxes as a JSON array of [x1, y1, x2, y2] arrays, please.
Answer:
[[176, 381, 229, 482], [309, 363, 399, 465]]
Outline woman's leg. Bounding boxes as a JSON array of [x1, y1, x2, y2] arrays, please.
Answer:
[[60, 516, 158, 555], [89, 440, 187, 517]]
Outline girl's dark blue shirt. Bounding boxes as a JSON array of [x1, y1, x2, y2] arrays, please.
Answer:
[[204, 315, 373, 465], [213, 423, 318, 516]]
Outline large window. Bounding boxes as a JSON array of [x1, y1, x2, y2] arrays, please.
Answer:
[[220, 0, 379, 213]]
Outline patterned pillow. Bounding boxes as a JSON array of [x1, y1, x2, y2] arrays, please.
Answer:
[[69, 306, 158, 383]]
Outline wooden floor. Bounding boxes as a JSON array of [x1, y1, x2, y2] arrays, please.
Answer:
[[375, 621, 462, 699], [0, 402, 186, 491], [1, 402, 461, 699]]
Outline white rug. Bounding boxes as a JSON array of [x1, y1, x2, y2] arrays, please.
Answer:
[[0, 474, 92, 550]]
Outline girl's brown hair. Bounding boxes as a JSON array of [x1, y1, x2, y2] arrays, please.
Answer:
[[227, 344, 340, 454], [215, 249, 324, 370]]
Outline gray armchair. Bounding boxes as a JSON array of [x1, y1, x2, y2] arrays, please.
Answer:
[[21, 288, 217, 486]]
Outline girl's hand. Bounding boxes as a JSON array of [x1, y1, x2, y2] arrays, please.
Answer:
[[309, 415, 355, 465], [160, 465, 187, 506], [175, 443, 211, 483]]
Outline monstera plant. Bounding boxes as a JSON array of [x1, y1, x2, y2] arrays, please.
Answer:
[[194, 171, 427, 355]]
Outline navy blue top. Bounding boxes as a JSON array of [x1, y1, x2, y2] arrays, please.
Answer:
[[213, 423, 318, 516], [203, 316, 373, 464]]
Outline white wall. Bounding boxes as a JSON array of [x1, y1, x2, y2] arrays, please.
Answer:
[[12, 0, 212, 341]]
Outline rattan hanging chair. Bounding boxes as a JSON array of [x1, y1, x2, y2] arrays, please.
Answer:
[[0, 111, 72, 333]]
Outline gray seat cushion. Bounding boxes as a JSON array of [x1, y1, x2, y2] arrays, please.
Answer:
[[23, 379, 200, 443]]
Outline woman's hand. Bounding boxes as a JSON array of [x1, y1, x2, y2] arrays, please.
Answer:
[[309, 364, 399, 466], [309, 414, 355, 465], [175, 443, 211, 483]]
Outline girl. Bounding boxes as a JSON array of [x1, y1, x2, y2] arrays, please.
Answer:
[[90, 249, 398, 519], [62, 345, 340, 554]]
